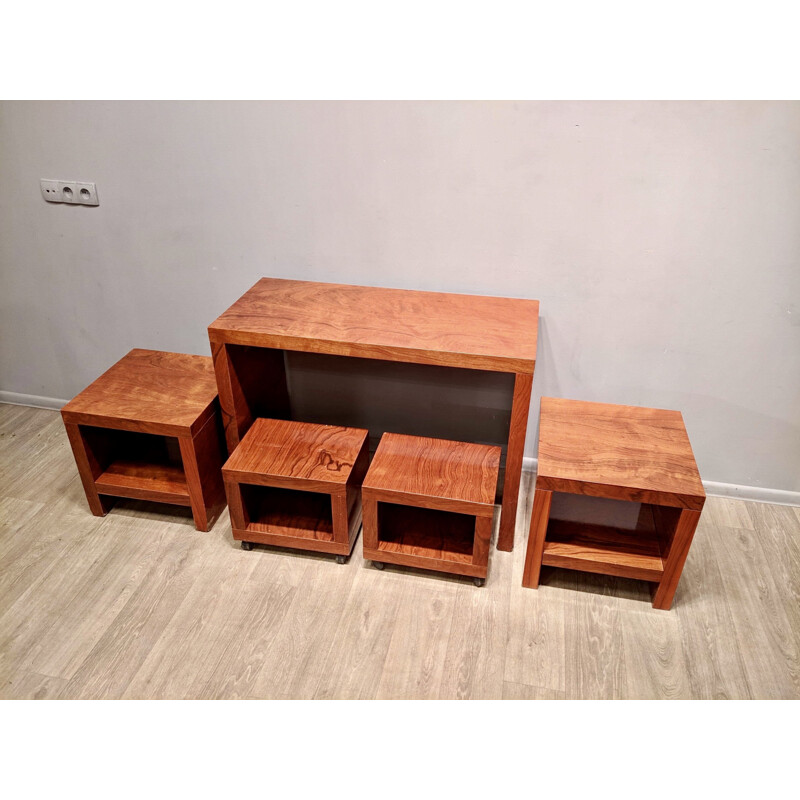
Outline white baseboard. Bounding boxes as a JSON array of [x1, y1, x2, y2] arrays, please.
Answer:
[[521, 457, 800, 508], [700, 481, 800, 507], [0, 390, 67, 410]]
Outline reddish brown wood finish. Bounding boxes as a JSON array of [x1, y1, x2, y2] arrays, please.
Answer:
[[521, 487, 552, 588], [536, 397, 706, 511], [61, 349, 219, 437], [522, 398, 706, 609], [362, 433, 499, 516], [541, 517, 664, 582], [222, 418, 369, 557], [61, 349, 226, 531], [362, 433, 501, 581], [208, 277, 539, 373], [651, 508, 702, 610], [63, 422, 113, 516], [497, 372, 533, 551], [179, 413, 227, 531], [210, 341, 290, 454], [208, 278, 538, 549]]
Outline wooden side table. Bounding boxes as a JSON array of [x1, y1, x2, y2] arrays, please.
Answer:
[[222, 418, 369, 562], [522, 398, 706, 609], [61, 349, 226, 532], [362, 433, 500, 585]]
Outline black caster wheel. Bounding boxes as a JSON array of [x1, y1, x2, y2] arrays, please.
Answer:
[[473, 577, 485, 587], [336, 555, 347, 565], [241, 541, 254, 551], [373, 561, 385, 570]]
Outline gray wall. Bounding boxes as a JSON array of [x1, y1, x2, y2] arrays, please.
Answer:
[[1, 101, 798, 493]]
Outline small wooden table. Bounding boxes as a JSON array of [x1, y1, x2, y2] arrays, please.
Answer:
[[61, 349, 226, 531], [222, 418, 369, 561], [362, 433, 500, 584], [208, 278, 539, 551], [522, 397, 705, 609]]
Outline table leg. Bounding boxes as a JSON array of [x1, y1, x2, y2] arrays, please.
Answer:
[[211, 341, 241, 454], [521, 487, 552, 588], [179, 414, 226, 532], [472, 514, 493, 571], [362, 494, 379, 551], [331, 492, 351, 546], [496, 372, 533, 551], [63, 420, 113, 516], [652, 508, 702, 610], [210, 341, 290, 454], [224, 479, 248, 531]]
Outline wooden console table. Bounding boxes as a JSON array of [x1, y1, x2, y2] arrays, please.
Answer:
[[208, 278, 539, 551]]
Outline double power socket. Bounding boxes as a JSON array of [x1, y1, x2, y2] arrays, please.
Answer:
[[41, 179, 99, 206]]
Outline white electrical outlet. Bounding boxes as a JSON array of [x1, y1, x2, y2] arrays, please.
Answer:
[[40, 179, 100, 206], [76, 182, 99, 206], [58, 181, 80, 204]]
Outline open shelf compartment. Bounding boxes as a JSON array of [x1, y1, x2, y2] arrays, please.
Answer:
[[82, 426, 190, 505], [375, 502, 476, 565], [540, 494, 665, 582], [239, 484, 334, 542]]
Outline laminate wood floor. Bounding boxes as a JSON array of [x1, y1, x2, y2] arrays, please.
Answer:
[[1, 404, 798, 699]]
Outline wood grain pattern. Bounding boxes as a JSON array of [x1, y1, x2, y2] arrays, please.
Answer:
[[236, 485, 334, 541], [61, 349, 219, 437], [703, 519, 799, 698], [620, 598, 692, 699], [376, 580, 456, 700], [208, 277, 539, 374], [4, 405, 798, 700], [179, 411, 227, 532], [651, 508, 701, 610], [60, 532, 211, 699], [196, 577, 296, 700], [208, 278, 537, 551], [121, 548, 262, 699], [542, 518, 664, 583], [536, 397, 706, 510], [506, 478, 571, 693], [363, 433, 500, 514], [0, 670, 67, 700], [210, 342, 290, 454], [565, 572, 628, 699], [744, 502, 800, 678], [440, 513, 510, 699], [313, 565, 406, 699], [502, 681, 566, 700], [497, 372, 533, 550], [223, 419, 369, 556], [521, 488, 552, 589], [62, 350, 227, 532], [374, 503, 475, 564], [223, 418, 369, 488], [95, 461, 190, 505], [63, 422, 113, 516], [523, 398, 706, 608], [246, 560, 354, 699], [675, 519, 753, 699], [362, 497, 489, 578], [362, 433, 500, 579]]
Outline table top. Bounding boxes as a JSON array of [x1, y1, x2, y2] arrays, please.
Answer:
[[363, 433, 500, 509], [208, 278, 539, 373], [223, 418, 368, 487], [61, 349, 219, 437], [536, 397, 705, 510]]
